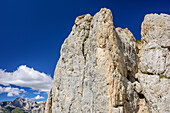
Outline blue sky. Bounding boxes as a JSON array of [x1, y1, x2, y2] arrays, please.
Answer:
[[0, 0, 169, 102]]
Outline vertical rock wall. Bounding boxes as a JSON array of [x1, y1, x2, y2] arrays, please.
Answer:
[[45, 8, 139, 113], [45, 9, 170, 113], [136, 14, 170, 113]]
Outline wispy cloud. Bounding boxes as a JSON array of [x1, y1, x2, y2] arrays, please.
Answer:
[[0, 65, 53, 93], [0, 86, 26, 97]]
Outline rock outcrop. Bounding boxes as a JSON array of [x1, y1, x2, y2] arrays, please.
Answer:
[[136, 13, 170, 113], [45, 8, 170, 113], [139, 13, 170, 77]]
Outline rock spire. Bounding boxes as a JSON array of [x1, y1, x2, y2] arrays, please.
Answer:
[[45, 8, 170, 113]]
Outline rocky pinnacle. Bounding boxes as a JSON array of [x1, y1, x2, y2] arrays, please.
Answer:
[[45, 8, 170, 113]]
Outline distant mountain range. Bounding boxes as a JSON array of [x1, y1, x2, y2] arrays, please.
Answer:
[[0, 97, 46, 113]]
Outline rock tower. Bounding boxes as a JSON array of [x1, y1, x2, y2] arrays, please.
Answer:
[[45, 8, 170, 113]]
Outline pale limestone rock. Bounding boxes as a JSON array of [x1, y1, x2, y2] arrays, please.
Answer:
[[136, 13, 170, 113], [133, 81, 142, 94], [135, 13, 170, 113], [136, 73, 170, 113], [45, 9, 170, 113], [139, 41, 169, 76], [45, 89, 52, 113], [141, 14, 170, 48], [115, 28, 138, 82], [140, 13, 170, 77], [45, 8, 139, 113], [50, 13, 92, 113], [112, 106, 123, 113], [137, 99, 149, 113]]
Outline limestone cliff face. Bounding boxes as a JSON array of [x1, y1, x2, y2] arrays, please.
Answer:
[[136, 13, 170, 113], [139, 13, 170, 76], [45, 9, 170, 113]]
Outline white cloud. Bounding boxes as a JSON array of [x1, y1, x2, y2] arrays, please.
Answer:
[[0, 86, 26, 97], [0, 65, 53, 93], [34, 95, 44, 100], [20, 89, 26, 93], [29, 95, 44, 101]]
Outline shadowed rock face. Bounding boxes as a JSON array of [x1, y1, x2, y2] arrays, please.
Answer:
[[12, 97, 27, 108], [45, 8, 170, 113]]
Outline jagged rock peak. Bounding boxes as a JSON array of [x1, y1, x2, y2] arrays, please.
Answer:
[[45, 8, 170, 113], [45, 8, 139, 113]]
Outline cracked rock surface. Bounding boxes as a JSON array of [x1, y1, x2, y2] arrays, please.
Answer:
[[136, 73, 170, 113], [45, 9, 170, 113], [136, 13, 170, 113], [139, 13, 170, 77]]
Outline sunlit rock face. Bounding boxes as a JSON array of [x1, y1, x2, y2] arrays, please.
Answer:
[[45, 8, 170, 113], [45, 8, 139, 113], [136, 13, 170, 113], [139, 13, 170, 77]]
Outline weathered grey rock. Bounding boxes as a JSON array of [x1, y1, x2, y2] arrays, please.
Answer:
[[136, 73, 170, 113], [45, 8, 139, 113], [132, 81, 142, 94], [32, 101, 46, 113], [141, 14, 170, 48], [136, 13, 170, 113], [45, 89, 52, 113], [137, 98, 149, 113], [115, 28, 138, 82], [12, 97, 26, 108], [139, 14, 170, 77], [134, 13, 170, 113], [45, 9, 170, 113]]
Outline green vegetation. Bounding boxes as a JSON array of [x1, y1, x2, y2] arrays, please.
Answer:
[[1, 108, 11, 113], [158, 75, 168, 79], [1, 107, 28, 113], [1, 106, 15, 113], [11, 107, 25, 113], [136, 40, 141, 44], [61, 106, 64, 111], [32, 110, 37, 113]]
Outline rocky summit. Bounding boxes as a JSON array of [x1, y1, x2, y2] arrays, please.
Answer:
[[45, 8, 170, 113]]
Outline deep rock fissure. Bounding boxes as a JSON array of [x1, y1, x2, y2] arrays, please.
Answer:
[[138, 93, 145, 99], [68, 99, 74, 113], [81, 36, 89, 97], [82, 35, 88, 64]]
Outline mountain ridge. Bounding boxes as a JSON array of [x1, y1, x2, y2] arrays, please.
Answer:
[[0, 97, 46, 113]]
